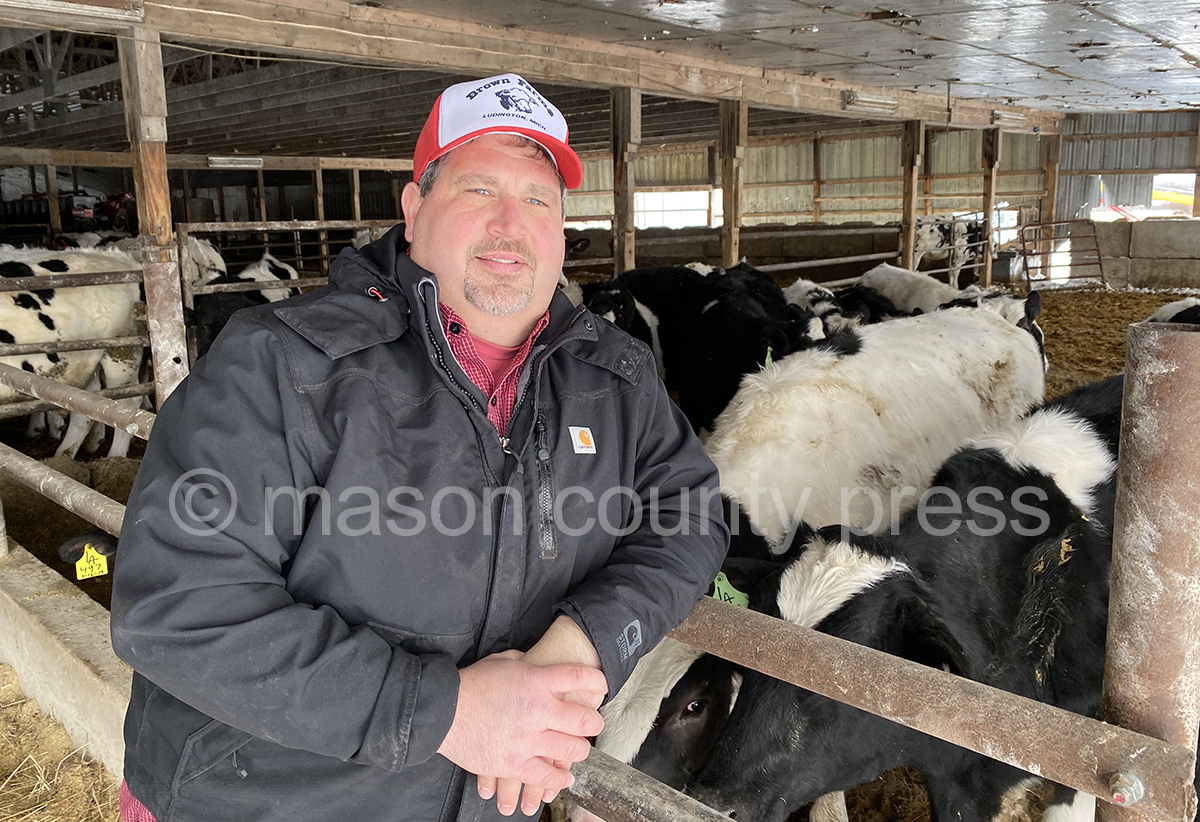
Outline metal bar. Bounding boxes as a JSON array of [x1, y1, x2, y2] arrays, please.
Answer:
[[670, 598, 1196, 821], [563, 257, 616, 269], [0, 362, 155, 441], [0, 383, 154, 420], [0, 269, 143, 293], [753, 251, 899, 272], [634, 226, 901, 248], [178, 219, 398, 233], [563, 748, 731, 822], [0, 442, 124, 536], [1100, 322, 1200, 822], [0, 335, 148, 357], [191, 277, 328, 296]]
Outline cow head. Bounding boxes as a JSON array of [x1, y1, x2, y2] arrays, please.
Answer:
[[688, 530, 969, 822]]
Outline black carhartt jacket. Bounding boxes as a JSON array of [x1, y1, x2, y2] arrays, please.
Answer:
[[110, 226, 728, 822]]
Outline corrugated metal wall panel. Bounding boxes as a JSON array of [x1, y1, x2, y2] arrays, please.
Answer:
[[824, 136, 900, 180], [929, 130, 980, 176], [566, 192, 614, 220], [743, 184, 814, 218], [746, 143, 813, 184], [579, 158, 612, 193], [635, 151, 709, 187], [1002, 134, 1044, 173]]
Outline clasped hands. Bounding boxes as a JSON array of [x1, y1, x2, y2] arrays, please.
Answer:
[[437, 616, 608, 817]]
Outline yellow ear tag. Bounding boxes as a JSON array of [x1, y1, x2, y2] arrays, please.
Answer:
[[711, 571, 750, 609], [75, 544, 109, 581]]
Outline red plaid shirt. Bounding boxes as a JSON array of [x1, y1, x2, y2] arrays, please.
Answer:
[[439, 303, 549, 437]]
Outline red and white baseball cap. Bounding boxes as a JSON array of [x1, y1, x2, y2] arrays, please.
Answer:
[[413, 73, 583, 190]]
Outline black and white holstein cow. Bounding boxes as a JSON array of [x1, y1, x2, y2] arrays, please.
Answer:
[[0, 245, 145, 458], [1147, 296, 1200, 325], [190, 253, 300, 360], [706, 305, 1046, 547], [912, 215, 985, 286], [689, 383, 1121, 822]]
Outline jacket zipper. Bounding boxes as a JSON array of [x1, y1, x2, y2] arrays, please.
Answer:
[[534, 416, 557, 560]]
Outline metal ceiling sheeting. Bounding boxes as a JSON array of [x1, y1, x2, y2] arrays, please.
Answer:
[[360, 0, 1200, 112]]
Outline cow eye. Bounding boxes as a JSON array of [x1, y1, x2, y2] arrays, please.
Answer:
[[684, 699, 706, 715]]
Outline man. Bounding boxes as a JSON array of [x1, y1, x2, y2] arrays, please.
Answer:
[[110, 72, 728, 822]]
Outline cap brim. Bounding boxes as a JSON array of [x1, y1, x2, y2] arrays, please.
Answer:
[[432, 127, 584, 190]]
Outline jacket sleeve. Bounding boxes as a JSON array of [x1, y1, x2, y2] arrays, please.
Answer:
[[554, 358, 730, 699], [109, 312, 459, 771]]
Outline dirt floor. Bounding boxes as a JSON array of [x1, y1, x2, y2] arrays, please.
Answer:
[[0, 663, 119, 822], [0, 283, 1195, 822]]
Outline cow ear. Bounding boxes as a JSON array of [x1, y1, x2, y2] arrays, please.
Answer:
[[895, 595, 972, 678], [758, 325, 790, 362], [1025, 290, 1042, 322]]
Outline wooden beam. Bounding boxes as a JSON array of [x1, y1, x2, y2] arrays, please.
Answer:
[[314, 169, 329, 275], [980, 127, 1001, 288], [812, 134, 822, 224], [1042, 133, 1062, 225], [720, 99, 747, 269], [900, 120, 923, 270], [1, 46, 193, 111], [0, 146, 412, 171], [0, 29, 46, 54], [45, 162, 60, 235], [612, 86, 639, 276], [119, 25, 188, 406], [1193, 117, 1200, 219], [350, 168, 361, 221]]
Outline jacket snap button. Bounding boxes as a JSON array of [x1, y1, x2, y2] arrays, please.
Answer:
[[538, 449, 550, 461], [585, 320, 593, 330]]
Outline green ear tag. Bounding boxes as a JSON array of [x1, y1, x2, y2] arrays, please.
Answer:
[[763, 346, 774, 368], [711, 571, 750, 609]]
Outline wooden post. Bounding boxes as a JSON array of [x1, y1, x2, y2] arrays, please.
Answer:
[[720, 99, 747, 269], [45, 163, 61, 237], [922, 128, 934, 216], [1192, 118, 1199, 219], [611, 87, 640, 276], [391, 176, 402, 221], [812, 135, 822, 224], [1041, 133, 1063, 281], [314, 168, 329, 275], [257, 168, 268, 253], [350, 168, 361, 221], [216, 185, 226, 222], [980, 127, 1001, 288], [901, 120, 924, 270], [119, 26, 188, 405]]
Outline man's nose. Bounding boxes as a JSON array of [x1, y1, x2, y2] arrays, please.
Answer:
[[487, 196, 524, 236]]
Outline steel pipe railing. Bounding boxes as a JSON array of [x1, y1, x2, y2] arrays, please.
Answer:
[[0, 441, 125, 537], [0, 362, 155, 441]]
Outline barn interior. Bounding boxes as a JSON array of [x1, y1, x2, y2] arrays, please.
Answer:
[[0, 2, 1199, 822]]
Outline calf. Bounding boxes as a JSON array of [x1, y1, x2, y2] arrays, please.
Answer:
[[706, 307, 1045, 547], [913, 215, 984, 285], [582, 264, 708, 389], [691, 395, 1119, 822], [190, 254, 300, 360], [1147, 296, 1200, 325], [676, 262, 825, 433], [0, 245, 144, 458]]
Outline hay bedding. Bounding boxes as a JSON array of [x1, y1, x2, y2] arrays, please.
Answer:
[[0, 663, 119, 822], [0, 285, 1191, 822]]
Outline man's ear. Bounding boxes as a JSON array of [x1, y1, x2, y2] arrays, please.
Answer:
[[400, 181, 423, 243]]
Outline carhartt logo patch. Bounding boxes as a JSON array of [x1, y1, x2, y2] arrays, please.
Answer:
[[617, 619, 643, 661], [569, 426, 596, 454]]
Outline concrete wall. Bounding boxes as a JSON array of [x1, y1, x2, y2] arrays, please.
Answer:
[[1095, 218, 1200, 289], [0, 543, 130, 780]]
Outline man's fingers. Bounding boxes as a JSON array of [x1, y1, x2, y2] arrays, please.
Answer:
[[478, 775, 497, 801], [541, 693, 605, 740], [495, 777, 523, 817], [542, 663, 608, 701]]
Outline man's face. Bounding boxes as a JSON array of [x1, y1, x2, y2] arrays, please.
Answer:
[[402, 134, 566, 339]]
